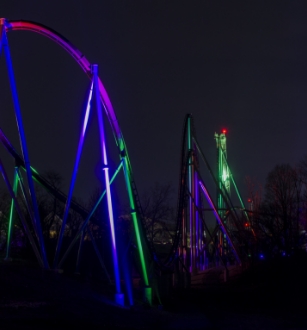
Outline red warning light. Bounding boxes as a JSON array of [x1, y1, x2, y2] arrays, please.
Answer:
[[222, 129, 227, 134], [244, 223, 249, 227]]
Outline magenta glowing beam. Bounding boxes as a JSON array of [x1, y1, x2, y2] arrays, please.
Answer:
[[3, 19, 123, 147], [198, 180, 241, 265], [93, 64, 121, 295], [54, 81, 93, 268]]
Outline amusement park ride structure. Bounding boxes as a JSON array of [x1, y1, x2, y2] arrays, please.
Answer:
[[0, 19, 252, 307]]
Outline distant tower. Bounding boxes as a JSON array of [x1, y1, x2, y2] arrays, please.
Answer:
[[214, 130, 231, 257]]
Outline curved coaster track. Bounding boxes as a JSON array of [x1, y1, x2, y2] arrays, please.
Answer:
[[0, 19, 253, 307]]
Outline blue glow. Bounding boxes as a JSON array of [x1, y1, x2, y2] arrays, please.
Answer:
[[54, 81, 93, 268]]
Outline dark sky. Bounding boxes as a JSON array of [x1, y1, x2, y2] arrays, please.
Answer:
[[1, 1, 307, 207]]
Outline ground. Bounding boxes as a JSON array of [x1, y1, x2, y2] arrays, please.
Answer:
[[0, 255, 307, 329]]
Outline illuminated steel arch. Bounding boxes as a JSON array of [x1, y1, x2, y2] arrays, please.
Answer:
[[0, 18, 151, 305]]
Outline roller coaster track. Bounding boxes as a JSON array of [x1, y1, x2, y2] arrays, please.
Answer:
[[0, 127, 94, 220], [0, 18, 155, 305], [0, 19, 250, 304]]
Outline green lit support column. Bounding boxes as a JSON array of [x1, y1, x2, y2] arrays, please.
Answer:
[[121, 153, 151, 305], [5, 167, 18, 261], [214, 130, 231, 262]]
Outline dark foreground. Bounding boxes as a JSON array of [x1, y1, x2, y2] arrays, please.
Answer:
[[0, 255, 307, 329]]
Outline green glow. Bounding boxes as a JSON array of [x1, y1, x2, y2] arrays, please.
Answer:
[[5, 169, 18, 259], [222, 168, 228, 183], [122, 155, 149, 287], [221, 150, 251, 223], [131, 211, 149, 285], [30, 166, 39, 175]]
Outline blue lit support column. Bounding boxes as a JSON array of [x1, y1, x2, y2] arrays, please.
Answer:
[[93, 64, 124, 306], [54, 81, 93, 268], [2, 28, 49, 269], [5, 167, 18, 261]]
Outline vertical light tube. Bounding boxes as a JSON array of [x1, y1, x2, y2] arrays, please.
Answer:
[[5, 167, 18, 260], [121, 157, 149, 287], [54, 81, 93, 268], [3, 30, 49, 269], [93, 64, 122, 298], [194, 169, 199, 269]]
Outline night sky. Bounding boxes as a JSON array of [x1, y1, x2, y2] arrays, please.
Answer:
[[1, 1, 307, 208]]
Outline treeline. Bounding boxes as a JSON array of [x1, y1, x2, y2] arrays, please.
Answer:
[[246, 156, 307, 258]]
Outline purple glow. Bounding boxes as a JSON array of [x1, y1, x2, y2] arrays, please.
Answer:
[[198, 180, 241, 264], [54, 81, 93, 268], [93, 64, 121, 296], [5, 19, 123, 144]]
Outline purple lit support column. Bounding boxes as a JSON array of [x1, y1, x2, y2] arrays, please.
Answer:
[[194, 169, 199, 270], [93, 64, 124, 306], [2, 29, 49, 269], [198, 180, 241, 265], [54, 81, 93, 268]]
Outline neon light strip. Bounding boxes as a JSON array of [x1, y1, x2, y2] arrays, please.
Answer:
[[5, 19, 122, 143], [5, 168, 18, 259], [54, 81, 93, 268], [194, 170, 199, 264], [93, 64, 121, 294], [58, 161, 123, 268], [198, 180, 241, 264], [2, 29, 49, 269], [122, 158, 149, 286], [220, 150, 250, 221]]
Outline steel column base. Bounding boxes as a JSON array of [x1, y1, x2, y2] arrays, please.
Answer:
[[143, 287, 152, 306], [115, 293, 125, 306]]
